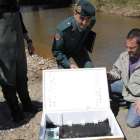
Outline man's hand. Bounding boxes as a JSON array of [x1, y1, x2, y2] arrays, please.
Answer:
[[23, 33, 35, 56], [106, 71, 112, 80], [132, 100, 140, 116], [28, 43, 35, 56], [70, 64, 78, 69]]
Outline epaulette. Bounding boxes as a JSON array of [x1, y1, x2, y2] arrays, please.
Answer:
[[59, 21, 72, 31], [57, 17, 73, 31]]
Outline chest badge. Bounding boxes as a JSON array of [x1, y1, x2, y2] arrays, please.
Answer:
[[55, 33, 60, 40]]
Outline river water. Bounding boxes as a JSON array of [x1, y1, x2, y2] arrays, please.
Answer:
[[20, 6, 140, 70]]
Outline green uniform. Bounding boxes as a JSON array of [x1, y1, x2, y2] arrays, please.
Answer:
[[52, 16, 96, 68]]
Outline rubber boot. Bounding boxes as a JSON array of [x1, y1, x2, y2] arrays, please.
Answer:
[[9, 102, 24, 123], [21, 97, 42, 112]]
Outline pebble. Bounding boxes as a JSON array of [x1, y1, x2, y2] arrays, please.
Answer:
[[22, 125, 25, 128], [33, 69, 36, 73], [26, 124, 30, 127], [10, 129, 15, 132]]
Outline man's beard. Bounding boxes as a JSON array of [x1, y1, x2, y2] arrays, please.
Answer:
[[130, 47, 140, 58]]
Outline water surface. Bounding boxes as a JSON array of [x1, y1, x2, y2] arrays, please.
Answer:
[[20, 6, 140, 70]]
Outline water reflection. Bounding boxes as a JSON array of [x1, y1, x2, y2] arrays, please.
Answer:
[[20, 6, 140, 70], [20, 5, 70, 13], [92, 12, 140, 70]]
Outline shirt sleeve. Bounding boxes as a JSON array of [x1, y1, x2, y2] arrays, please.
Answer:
[[110, 54, 122, 81], [19, 12, 28, 34], [52, 28, 72, 68]]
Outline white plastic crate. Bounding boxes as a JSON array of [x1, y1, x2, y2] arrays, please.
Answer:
[[39, 68, 124, 140]]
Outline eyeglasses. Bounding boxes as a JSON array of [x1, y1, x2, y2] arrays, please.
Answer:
[[125, 45, 137, 50]]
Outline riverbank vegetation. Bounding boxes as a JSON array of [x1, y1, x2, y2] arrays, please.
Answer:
[[87, 0, 140, 17]]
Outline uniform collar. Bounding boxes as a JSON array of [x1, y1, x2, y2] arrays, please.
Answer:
[[71, 17, 85, 33], [76, 23, 85, 32], [71, 17, 81, 40]]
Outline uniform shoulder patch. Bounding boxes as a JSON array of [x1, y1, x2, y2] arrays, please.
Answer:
[[55, 33, 60, 40]]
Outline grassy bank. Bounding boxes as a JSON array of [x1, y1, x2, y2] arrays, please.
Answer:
[[86, 0, 140, 17], [88, 0, 140, 9]]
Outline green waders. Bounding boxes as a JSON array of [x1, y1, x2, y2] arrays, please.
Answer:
[[0, 12, 30, 122]]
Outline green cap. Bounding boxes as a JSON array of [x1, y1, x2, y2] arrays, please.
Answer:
[[76, 0, 95, 16]]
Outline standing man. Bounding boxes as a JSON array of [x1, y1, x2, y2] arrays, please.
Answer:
[[0, 0, 42, 123], [52, 0, 96, 69], [107, 28, 140, 128]]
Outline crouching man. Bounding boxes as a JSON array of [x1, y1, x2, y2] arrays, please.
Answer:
[[107, 28, 140, 128]]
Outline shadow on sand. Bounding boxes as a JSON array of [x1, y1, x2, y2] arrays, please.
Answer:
[[0, 100, 42, 130]]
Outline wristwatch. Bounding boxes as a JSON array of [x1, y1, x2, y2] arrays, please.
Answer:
[[27, 39, 33, 44]]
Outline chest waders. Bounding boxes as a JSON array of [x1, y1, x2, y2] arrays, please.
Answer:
[[0, 12, 32, 122]]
